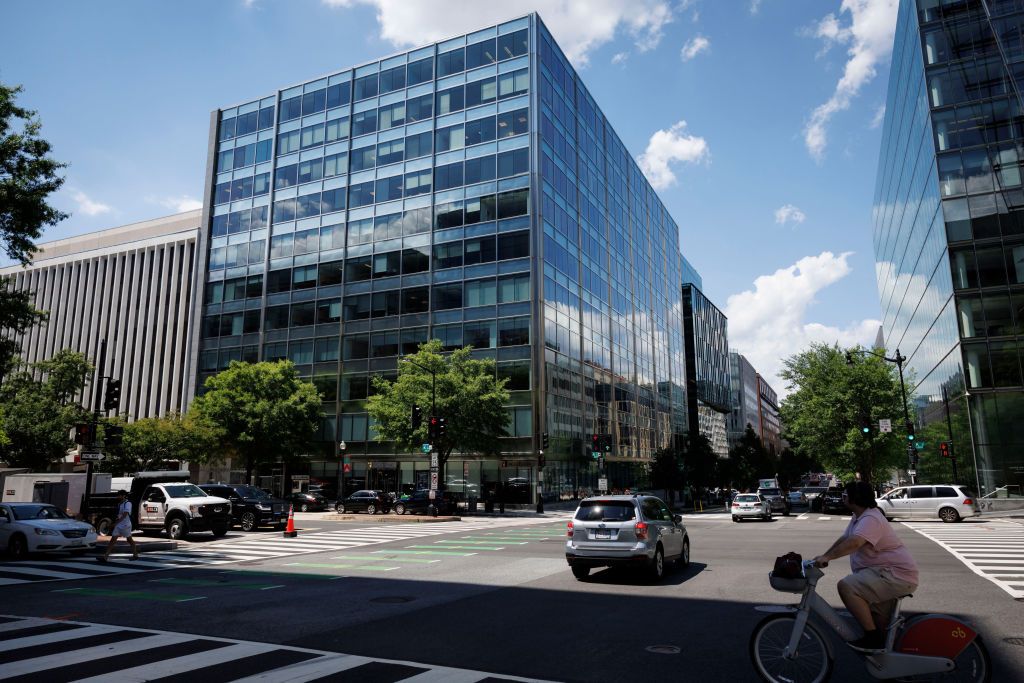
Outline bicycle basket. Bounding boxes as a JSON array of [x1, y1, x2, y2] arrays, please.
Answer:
[[769, 572, 807, 593]]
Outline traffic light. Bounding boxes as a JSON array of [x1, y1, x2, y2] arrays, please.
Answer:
[[103, 379, 121, 411], [905, 421, 915, 442], [411, 404, 423, 430], [591, 434, 600, 459], [860, 421, 871, 435], [939, 441, 951, 458], [429, 416, 439, 440], [541, 432, 549, 450], [105, 425, 123, 447], [74, 423, 93, 445], [437, 417, 447, 439], [602, 434, 612, 453]]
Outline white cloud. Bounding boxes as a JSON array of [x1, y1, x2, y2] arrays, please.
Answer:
[[70, 190, 112, 217], [680, 35, 710, 61], [637, 120, 710, 190], [611, 51, 629, 65], [321, 0, 673, 66], [750, 0, 764, 14], [804, 0, 898, 161], [725, 252, 880, 396], [151, 195, 203, 213], [870, 103, 886, 129], [775, 204, 807, 225]]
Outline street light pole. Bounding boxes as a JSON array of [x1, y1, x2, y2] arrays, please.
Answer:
[[848, 347, 914, 483]]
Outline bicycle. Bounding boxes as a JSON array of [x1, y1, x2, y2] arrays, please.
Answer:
[[749, 559, 991, 682]]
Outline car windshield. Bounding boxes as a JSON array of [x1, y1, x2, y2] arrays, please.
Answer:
[[234, 486, 269, 499], [164, 484, 208, 498], [11, 504, 69, 520], [575, 501, 636, 521], [759, 488, 781, 496], [736, 495, 760, 503]]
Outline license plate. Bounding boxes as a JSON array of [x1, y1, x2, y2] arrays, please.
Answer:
[[70, 540, 83, 546], [595, 529, 611, 539], [743, 506, 752, 510]]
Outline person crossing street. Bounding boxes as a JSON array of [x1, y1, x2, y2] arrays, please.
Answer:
[[97, 490, 139, 562]]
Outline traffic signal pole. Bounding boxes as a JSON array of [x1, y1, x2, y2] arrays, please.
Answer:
[[83, 338, 107, 521]]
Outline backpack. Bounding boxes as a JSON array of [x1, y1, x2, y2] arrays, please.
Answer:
[[773, 551, 803, 579]]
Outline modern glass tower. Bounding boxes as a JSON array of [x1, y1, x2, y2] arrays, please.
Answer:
[[192, 14, 691, 502], [874, 0, 1024, 496]]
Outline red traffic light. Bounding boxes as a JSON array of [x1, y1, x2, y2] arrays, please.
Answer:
[[939, 441, 951, 458]]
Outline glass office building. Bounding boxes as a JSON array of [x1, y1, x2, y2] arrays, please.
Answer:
[[682, 284, 731, 458], [873, 0, 1024, 496], [193, 14, 690, 501]]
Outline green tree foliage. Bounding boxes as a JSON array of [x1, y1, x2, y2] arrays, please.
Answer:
[[780, 343, 909, 484], [726, 425, 776, 490], [190, 361, 322, 482], [777, 446, 823, 491], [683, 432, 719, 495], [650, 447, 683, 503], [97, 412, 221, 476], [367, 340, 509, 479], [0, 83, 68, 375], [0, 350, 92, 469]]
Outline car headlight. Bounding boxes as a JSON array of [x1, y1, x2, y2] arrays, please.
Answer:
[[256, 503, 271, 511], [34, 528, 60, 536], [190, 505, 203, 516]]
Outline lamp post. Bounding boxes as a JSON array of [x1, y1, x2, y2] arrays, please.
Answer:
[[847, 347, 915, 483], [400, 356, 440, 507]]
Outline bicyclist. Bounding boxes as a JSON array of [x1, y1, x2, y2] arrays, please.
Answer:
[[812, 480, 918, 653]]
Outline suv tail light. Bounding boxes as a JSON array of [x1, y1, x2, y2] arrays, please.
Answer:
[[567, 521, 574, 537], [962, 498, 973, 506], [635, 522, 649, 540]]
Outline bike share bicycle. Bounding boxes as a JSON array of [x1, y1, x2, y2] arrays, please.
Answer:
[[749, 559, 991, 682]]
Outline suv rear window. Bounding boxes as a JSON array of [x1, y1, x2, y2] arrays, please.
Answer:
[[935, 486, 958, 498], [736, 495, 759, 503], [575, 501, 636, 521]]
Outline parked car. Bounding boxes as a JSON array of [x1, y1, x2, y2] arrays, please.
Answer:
[[732, 493, 772, 522], [565, 495, 690, 582], [393, 489, 454, 515], [787, 490, 807, 506], [0, 503, 99, 559], [757, 487, 790, 515], [876, 484, 978, 522], [334, 490, 390, 514], [290, 491, 328, 512], [199, 484, 288, 531], [821, 487, 847, 514]]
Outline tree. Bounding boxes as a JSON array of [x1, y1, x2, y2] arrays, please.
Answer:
[[727, 425, 775, 490], [777, 446, 822, 491], [0, 350, 92, 470], [650, 447, 683, 503], [0, 83, 68, 375], [780, 343, 909, 484], [682, 433, 719, 502], [97, 412, 221, 475], [190, 361, 322, 483], [367, 340, 509, 479]]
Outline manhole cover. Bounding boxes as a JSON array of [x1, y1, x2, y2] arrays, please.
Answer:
[[370, 596, 415, 604], [645, 645, 681, 655], [1005, 638, 1024, 647], [754, 605, 797, 613]]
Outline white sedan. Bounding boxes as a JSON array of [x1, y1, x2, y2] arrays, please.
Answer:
[[731, 493, 772, 522], [0, 502, 99, 559]]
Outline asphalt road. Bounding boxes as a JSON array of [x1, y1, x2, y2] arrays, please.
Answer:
[[2, 509, 1023, 682]]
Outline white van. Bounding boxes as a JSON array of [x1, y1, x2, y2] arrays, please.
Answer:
[[876, 484, 979, 522]]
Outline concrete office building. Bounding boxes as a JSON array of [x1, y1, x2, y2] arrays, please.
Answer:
[[874, 0, 1024, 495], [194, 14, 710, 501], [0, 211, 202, 419]]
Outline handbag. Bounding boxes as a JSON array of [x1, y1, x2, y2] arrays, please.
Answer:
[[772, 551, 803, 579]]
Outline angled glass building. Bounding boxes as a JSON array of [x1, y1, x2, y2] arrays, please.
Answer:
[[874, 0, 1024, 497], [191, 14, 692, 502]]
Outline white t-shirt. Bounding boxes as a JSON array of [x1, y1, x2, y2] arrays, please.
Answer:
[[114, 500, 133, 530]]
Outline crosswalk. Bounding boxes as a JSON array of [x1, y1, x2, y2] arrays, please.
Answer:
[[0, 517, 565, 586], [682, 512, 851, 522], [903, 520, 1024, 599], [0, 614, 551, 682]]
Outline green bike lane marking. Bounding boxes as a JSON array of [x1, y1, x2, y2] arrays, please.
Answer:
[[148, 578, 285, 590], [53, 587, 206, 603], [409, 544, 504, 551], [284, 562, 400, 571], [216, 569, 343, 580], [331, 554, 441, 564], [374, 549, 477, 557], [450, 538, 528, 545]]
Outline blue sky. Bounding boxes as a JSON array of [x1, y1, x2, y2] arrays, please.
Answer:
[[1, 0, 899, 391]]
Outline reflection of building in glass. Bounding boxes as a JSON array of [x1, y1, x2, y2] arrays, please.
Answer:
[[874, 0, 1024, 496], [1, 212, 202, 420], [757, 374, 781, 457], [727, 351, 780, 455], [682, 284, 731, 458], [192, 14, 699, 501]]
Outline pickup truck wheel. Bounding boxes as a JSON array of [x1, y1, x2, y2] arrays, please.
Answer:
[[95, 517, 113, 536], [166, 516, 188, 540], [240, 512, 257, 532], [212, 524, 229, 537], [7, 534, 28, 560]]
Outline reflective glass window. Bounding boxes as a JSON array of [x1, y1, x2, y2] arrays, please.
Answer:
[[465, 154, 496, 184], [298, 158, 323, 184], [434, 161, 464, 191], [406, 93, 433, 122], [351, 145, 377, 172], [324, 151, 348, 177], [280, 96, 302, 122], [326, 117, 350, 143], [436, 85, 465, 115], [497, 231, 529, 259], [466, 77, 497, 107], [465, 116, 496, 145], [438, 48, 465, 77], [405, 169, 432, 196], [497, 68, 529, 99], [497, 108, 529, 138], [464, 320, 496, 348], [498, 148, 529, 178], [352, 109, 378, 136], [464, 236, 496, 265], [497, 29, 528, 60], [379, 65, 406, 94], [354, 73, 379, 100], [402, 286, 430, 314], [436, 124, 465, 153], [464, 279, 496, 306], [433, 283, 463, 310], [327, 82, 351, 109], [258, 106, 275, 130], [379, 101, 405, 129], [466, 38, 496, 69], [407, 57, 434, 86], [236, 110, 258, 136], [371, 290, 400, 318], [377, 138, 405, 165], [302, 89, 326, 115]]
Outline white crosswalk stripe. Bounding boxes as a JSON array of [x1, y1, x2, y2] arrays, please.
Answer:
[[903, 520, 1024, 599], [0, 615, 552, 682], [0, 517, 566, 585]]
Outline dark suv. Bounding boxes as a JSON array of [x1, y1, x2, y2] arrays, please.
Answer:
[[198, 484, 288, 531], [821, 487, 847, 514], [335, 490, 391, 514], [393, 489, 455, 515]]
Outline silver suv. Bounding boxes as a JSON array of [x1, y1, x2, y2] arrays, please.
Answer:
[[565, 495, 690, 581]]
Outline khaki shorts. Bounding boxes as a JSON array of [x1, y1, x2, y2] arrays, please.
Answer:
[[840, 568, 918, 623]]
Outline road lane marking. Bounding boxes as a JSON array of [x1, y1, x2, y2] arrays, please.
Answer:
[[375, 549, 476, 557], [53, 587, 206, 603], [331, 555, 441, 563], [284, 562, 400, 571]]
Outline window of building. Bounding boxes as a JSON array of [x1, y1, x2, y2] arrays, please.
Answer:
[[344, 293, 372, 320], [280, 96, 301, 122], [466, 77, 497, 108], [438, 48, 465, 77], [434, 241, 462, 269], [343, 335, 369, 360], [319, 259, 344, 286], [497, 231, 529, 260], [317, 298, 342, 324], [351, 145, 376, 172], [348, 217, 373, 245], [464, 236, 496, 265], [345, 255, 372, 282], [464, 194, 496, 224], [406, 130, 432, 158], [497, 148, 529, 178], [326, 117, 350, 143], [402, 246, 430, 274], [327, 82, 351, 109], [258, 105, 275, 130], [435, 323, 463, 351], [371, 290, 400, 318], [354, 73, 379, 100], [433, 283, 463, 310], [436, 85, 465, 116], [464, 278, 497, 306], [407, 57, 434, 86], [371, 331, 400, 357], [435, 200, 464, 229], [377, 138, 405, 166], [497, 359, 530, 390], [498, 29, 528, 60], [324, 151, 348, 177], [498, 273, 529, 302], [379, 101, 405, 129], [277, 130, 300, 155], [315, 336, 340, 362], [302, 89, 326, 115], [352, 109, 378, 136], [498, 68, 529, 99], [466, 38, 496, 69], [464, 320, 496, 349], [298, 159, 323, 184], [465, 154, 496, 185], [436, 124, 465, 153], [376, 175, 404, 203], [293, 228, 319, 255], [497, 108, 528, 138], [236, 111, 258, 136], [293, 264, 318, 290], [348, 181, 376, 208], [289, 339, 314, 364], [266, 305, 290, 330], [373, 251, 402, 278], [379, 65, 406, 94], [434, 161, 464, 191], [275, 164, 298, 189], [497, 188, 529, 218], [498, 316, 530, 346], [465, 116, 497, 146], [402, 286, 430, 313], [404, 169, 431, 196]]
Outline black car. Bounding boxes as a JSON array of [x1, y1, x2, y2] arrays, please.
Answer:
[[290, 491, 329, 512], [199, 483, 289, 531], [393, 489, 454, 515], [335, 490, 390, 514], [822, 487, 847, 513]]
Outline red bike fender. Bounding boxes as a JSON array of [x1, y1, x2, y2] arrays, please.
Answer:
[[896, 614, 977, 660]]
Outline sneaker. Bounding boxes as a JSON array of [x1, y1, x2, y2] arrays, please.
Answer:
[[847, 631, 886, 653]]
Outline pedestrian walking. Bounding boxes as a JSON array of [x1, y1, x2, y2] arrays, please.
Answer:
[[98, 490, 139, 562]]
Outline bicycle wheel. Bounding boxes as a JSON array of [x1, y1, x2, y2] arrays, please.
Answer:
[[896, 634, 991, 683], [749, 614, 833, 683]]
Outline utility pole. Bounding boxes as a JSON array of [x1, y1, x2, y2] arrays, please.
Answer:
[[83, 338, 107, 520], [942, 386, 959, 484], [847, 347, 914, 483]]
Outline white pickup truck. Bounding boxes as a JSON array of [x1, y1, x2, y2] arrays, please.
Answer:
[[91, 473, 231, 540]]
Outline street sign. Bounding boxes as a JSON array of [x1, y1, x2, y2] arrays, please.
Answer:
[[598, 477, 608, 491], [430, 472, 439, 490], [879, 419, 892, 433], [342, 463, 352, 474], [430, 453, 439, 468], [421, 443, 432, 453], [908, 470, 917, 476], [914, 441, 926, 451], [80, 451, 104, 462]]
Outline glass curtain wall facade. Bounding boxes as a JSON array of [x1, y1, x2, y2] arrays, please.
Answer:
[[194, 14, 690, 501], [682, 284, 730, 458], [727, 351, 761, 446], [874, 0, 1024, 495]]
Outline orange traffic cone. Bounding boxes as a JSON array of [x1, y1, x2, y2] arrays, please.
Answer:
[[283, 504, 298, 538]]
